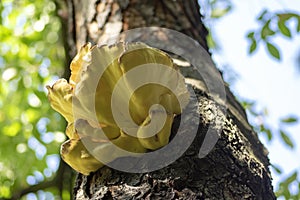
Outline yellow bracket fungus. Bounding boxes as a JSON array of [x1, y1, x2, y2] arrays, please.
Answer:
[[47, 42, 189, 175]]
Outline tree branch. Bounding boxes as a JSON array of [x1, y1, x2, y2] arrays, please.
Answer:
[[11, 159, 73, 200]]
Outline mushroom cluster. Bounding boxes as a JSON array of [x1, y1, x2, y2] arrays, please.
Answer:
[[47, 42, 189, 175]]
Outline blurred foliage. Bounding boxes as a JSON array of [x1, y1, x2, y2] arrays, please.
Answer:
[[201, 1, 300, 199], [200, 0, 232, 50], [243, 8, 300, 199], [247, 9, 300, 60], [0, 0, 67, 199], [240, 99, 299, 199], [242, 100, 298, 149], [276, 171, 300, 200]]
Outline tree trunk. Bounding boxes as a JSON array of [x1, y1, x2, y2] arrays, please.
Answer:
[[63, 0, 276, 199]]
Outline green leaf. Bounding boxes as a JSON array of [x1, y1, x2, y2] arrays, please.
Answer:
[[276, 171, 298, 199], [261, 20, 276, 39], [211, 6, 231, 18], [278, 19, 292, 38], [284, 171, 298, 184], [241, 100, 255, 110], [279, 130, 294, 148], [249, 39, 257, 54], [206, 32, 217, 49], [271, 164, 282, 174], [247, 31, 255, 39], [277, 13, 296, 21], [266, 42, 281, 60], [281, 116, 298, 123], [265, 129, 272, 141], [260, 125, 273, 141], [246, 31, 257, 54], [257, 9, 268, 21]]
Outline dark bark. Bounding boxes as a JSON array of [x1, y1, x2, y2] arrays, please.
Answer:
[[63, 0, 276, 199]]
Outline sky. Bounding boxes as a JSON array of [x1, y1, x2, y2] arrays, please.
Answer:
[[204, 0, 300, 193]]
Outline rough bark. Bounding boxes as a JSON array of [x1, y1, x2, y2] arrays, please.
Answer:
[[63, 0, 276, 199]]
